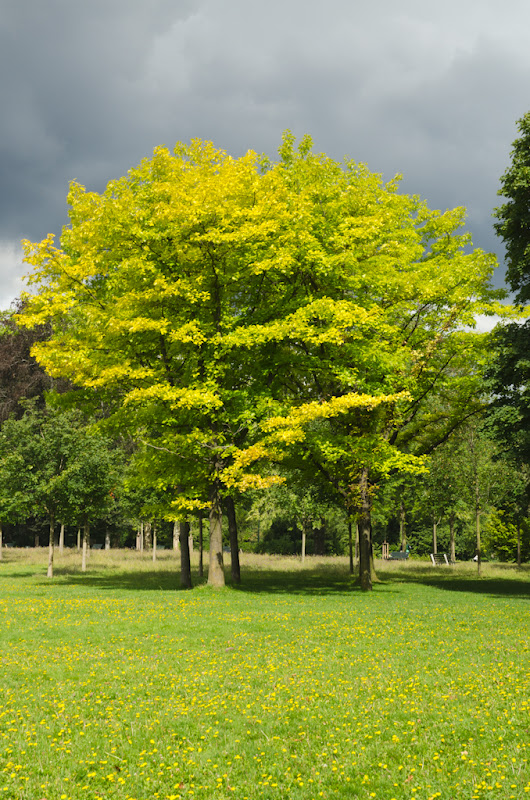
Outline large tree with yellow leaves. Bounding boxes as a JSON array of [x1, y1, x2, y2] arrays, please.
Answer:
[[18, 133, 499, 588]]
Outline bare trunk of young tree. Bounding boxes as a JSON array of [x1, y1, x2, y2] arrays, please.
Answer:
[[35, 533, 40, 547], [144, 521, 152, 550], [152, 524, 157, 563], [348, 518, 354, 574], [476, 505, 481, 577], [449, 511, 456, 564], [517, 518, 521, 568], [198, 511, 204, 579], [82, 519, 89, 572], [433, 517, 438, 555], [47, 516, 54, 578], [0, 522, 3, 561], [208, 480, 225, 587], [77, 528, 81, 550], [105, 527, 111, 550], [59, 522, 65, 555], [475, 468, 482, 576], [400, 500, 407, 551], [225, 496, 241, 584], [140, 521, 144, 552], [358, 469, 373, 592], [173, 520, 179, 551], [179, 520, 192, 589]]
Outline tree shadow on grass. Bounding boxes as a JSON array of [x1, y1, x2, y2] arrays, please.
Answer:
[[231, 565, 363, 595], [421, 576, 530, 600], [379, 566, 530, 600], [52, 567, 192, 592], [5, 556, 529, 599], [49, 563, 370, 595]]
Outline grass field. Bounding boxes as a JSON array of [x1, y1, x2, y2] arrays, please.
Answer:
[[1, 549, 530, 799]]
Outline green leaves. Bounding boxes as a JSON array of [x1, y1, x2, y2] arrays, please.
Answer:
[[17, 132, 500, 520]]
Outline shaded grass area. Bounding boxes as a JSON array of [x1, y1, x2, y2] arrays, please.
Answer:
[[1, 550, 530, 799], [3, 548, 530, 599]]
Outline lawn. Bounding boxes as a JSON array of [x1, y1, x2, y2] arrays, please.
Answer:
[[0, 550, 529, 799]]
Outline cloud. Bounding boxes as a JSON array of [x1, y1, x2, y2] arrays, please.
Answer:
[[1, 0, 530, 306], [0, 242, 25, 310]]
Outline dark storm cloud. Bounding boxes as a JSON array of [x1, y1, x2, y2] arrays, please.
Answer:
[[1, 0, 530, 306]]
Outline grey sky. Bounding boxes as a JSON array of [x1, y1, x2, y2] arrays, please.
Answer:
[[1, 0, 529, 309]]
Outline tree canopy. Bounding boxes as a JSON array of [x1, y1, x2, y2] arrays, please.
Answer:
[[18, 132, 501, 588], [494, 111, 530, 304]]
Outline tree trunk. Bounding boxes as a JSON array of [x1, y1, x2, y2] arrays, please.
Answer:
[[140, 521, 144, 552], [400, 500, 406, 551], [476, 505, 481, 577], [301, 517, 311, 564], [449, 510, 456, 564], [198, 511, 204, 579], [144, 521, 152, 550], [59, 522, 65, 555], [517, 519, 521, 568], [0, 522, 3, 561], [179, 521, 192, 589], [105, 527, 111, 550], [432, 516, 438, 555], [82, 519, 89, 572], [358, 468, 373, 591], [152, 524, 157, 563], [47, 516, 54, 578], [225, 496, 241, 584], [355, 522, 359, 561], [208, 480, 225, 587], [173, 520, 179, 551], [77, 528, 81, 550], [348, 518, 354, 574]]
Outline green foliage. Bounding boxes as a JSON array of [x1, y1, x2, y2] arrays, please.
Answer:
[[494, 111, 530, 302], [256, 517, 303, 555], [483, 508, 530, 562], [18, 134, 500, 513], [485, 320, 530, 464], [0, 404, 118, 528]]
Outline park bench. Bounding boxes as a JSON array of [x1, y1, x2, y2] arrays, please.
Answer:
[[430, 552, 450, 565], [389, 550, 409, 560]]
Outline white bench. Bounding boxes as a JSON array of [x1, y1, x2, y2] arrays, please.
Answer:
[[430, 553, 449, 565]]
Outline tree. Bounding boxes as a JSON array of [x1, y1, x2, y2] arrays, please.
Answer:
[[485, 320, 530, 464], [0, 428, 34, 561], [61, 424, 118, 572], [484, 111, 530, 517], [494, 111, 530, 303], [0, 405, 117, 576], [18, 134, 500, 591], [0, 300, 62, 423]]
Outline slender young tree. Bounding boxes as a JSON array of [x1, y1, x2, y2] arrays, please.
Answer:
[[224, 496, 241, 584], [179, 520, 192, 589]]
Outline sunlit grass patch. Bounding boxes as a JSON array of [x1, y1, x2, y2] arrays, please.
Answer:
[[0, 550, 529, 798]]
